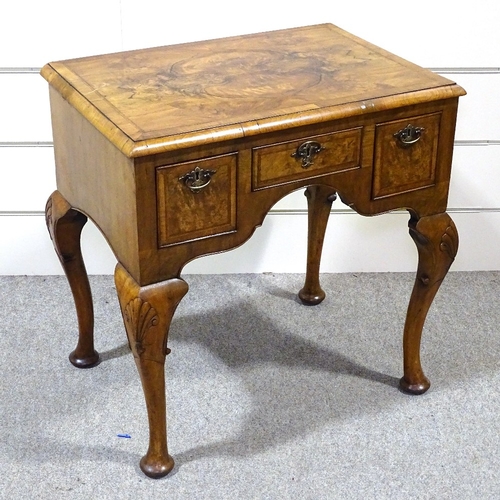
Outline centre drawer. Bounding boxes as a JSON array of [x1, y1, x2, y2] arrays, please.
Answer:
[[252, 127, 362, 190]]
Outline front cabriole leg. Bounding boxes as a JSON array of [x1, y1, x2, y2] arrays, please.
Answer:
[[114, 264, 188, 479], [400, 212, 459, 395]]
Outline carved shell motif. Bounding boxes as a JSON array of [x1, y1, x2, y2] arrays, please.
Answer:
[[45, 198, 54, 240], [440, 224, 458, 261], [123, 297, 158, 356]]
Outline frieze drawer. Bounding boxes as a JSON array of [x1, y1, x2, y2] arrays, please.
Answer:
[[252, 127, 362, 190], [372, 113, 441, 199], [156, 153, 237, 247]]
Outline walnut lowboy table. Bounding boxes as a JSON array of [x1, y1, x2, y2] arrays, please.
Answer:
[[41, 24, 465, 478]]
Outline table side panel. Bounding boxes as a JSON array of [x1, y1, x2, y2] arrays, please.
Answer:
[[49, 88, 140, 277]]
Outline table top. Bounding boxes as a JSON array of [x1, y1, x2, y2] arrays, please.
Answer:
[[41, 23, 465, 158]]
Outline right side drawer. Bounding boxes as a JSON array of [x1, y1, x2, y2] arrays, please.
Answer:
[[372, 112, 441, 199]]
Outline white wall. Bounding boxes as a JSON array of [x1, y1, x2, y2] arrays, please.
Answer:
[[1, 1, 499, 275]]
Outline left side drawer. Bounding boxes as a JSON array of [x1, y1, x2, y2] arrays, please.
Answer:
[[156, 153, 237, 247]]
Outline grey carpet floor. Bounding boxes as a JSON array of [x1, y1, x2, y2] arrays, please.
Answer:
[[1, 272, 499, 499]]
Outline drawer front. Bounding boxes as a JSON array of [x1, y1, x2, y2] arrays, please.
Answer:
[[156, 153, 237, 247], [252, 127, 362, 190], [372, 113, 441, 199]]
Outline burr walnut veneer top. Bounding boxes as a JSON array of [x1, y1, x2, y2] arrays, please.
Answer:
[[41, 23, 464, 158]]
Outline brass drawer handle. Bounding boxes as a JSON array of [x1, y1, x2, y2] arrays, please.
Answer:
[[291, 141, 325, 168], [179, 166, 217, 193], [394, 124, 425, 146]]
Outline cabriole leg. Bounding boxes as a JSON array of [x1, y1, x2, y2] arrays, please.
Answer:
[[400, 212, 459, 395], [114, 264, 188, 479], [298, 185, 337, 305], [45, 190, 99, 368]]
